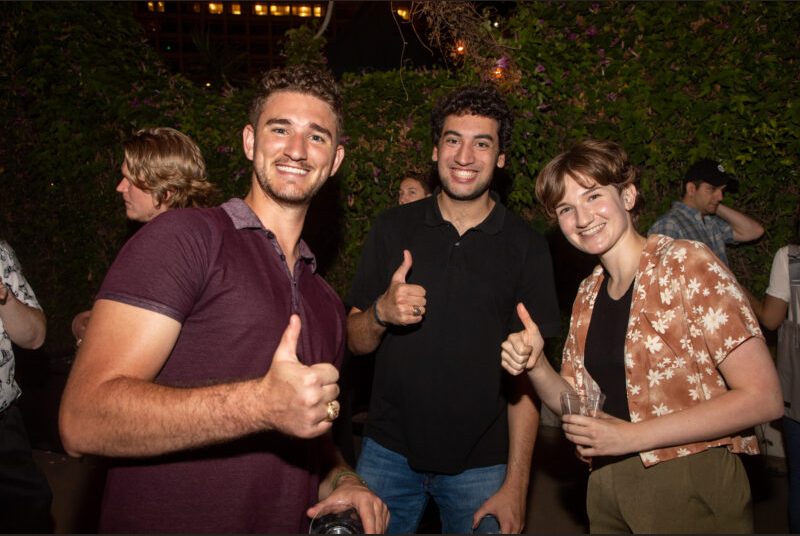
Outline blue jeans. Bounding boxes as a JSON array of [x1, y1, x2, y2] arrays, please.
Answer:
[[356, 437, 506, 534], [786, 416, 800, 533]]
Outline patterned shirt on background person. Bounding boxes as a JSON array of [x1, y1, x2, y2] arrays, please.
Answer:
[[0, 240, 42, 412], [561, 234, 761, 467], [648, 201, 735, 265]]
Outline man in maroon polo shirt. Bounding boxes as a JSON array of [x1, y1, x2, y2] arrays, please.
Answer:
[[59, 66, 388, 533]]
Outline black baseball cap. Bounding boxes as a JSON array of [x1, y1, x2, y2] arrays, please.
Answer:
[[683, 158, 739, 193]]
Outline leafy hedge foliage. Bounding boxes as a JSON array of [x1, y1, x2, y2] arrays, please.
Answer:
[[501, 1, 800, 293], [0, 3, 253, 354], [1, 2, 798, 354], [332, 1, 800, 317]]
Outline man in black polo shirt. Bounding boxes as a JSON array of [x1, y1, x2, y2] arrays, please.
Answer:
[[346, 85, 560, 534]]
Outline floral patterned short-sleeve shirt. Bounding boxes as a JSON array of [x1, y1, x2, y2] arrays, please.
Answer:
[[561, 234, 762, 467], [0, 240, 42, 412]]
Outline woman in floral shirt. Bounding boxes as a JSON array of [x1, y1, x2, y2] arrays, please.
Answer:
[[501, 140, 783, 533]]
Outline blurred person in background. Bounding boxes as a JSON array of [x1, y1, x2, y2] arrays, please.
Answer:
[[0, 239, 50, 532], [751, 212, 800, 533], [648, 158, 763, 267], [398, 172, 431, 205], [71, 127, 216, 345]]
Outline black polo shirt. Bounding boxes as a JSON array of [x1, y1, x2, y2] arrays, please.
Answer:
[[347, 192, 560, 474]]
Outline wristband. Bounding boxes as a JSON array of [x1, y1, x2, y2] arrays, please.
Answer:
[[372, 299, 388, 328], [331, 470, 368, 490]]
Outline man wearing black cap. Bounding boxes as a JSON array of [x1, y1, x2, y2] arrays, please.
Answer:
[[648, 158, 763, 265]]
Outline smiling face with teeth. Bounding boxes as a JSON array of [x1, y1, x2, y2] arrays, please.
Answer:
[[432, 114, 505, 203], [243, 90, 344, 207], [555, 173, 638, 259]]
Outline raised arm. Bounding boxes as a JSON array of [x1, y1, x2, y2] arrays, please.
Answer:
[[501, 303, 572, 415], [346, 250, 426, 355], [0, 282, 46, 349], [715, 204, 764, 243], [60, 300, 339, 458]]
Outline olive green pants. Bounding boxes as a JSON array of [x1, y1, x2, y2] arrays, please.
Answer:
[[587, 448, 753, 533]]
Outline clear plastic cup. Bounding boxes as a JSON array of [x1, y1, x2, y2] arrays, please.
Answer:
[[560, 391, 606, 417]]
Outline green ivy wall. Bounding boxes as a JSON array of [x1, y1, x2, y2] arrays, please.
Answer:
[[1, 2, 798, 354]]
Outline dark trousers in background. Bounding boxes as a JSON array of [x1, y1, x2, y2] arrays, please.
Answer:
[[0, 403, 52, 533]]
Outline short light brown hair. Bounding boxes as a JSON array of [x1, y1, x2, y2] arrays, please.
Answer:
[[535, 139, 640, 220], [248, 65, 343, 141], [123, 127, 215, 209]]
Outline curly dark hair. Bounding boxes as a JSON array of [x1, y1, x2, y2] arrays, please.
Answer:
[[248, 65, 343, 140], [430, 85, 513, 152], [535, 139, 641, 221]]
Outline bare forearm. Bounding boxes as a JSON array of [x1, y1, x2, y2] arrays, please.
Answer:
[[476, 379, 539, 534], [0, 295, 46, 349], [527, 355, 572, 416], [715, 204, 764, 243], [346, 305, 385, 355], [309, 439, 388, 534], [626, 386, 782, 453], [62, 306, 339, 459], [60, 375, 269, 457], [624, 341, 782, 453], [505, 380, 537, 491], [317, 439, 358, 500], [755, 294, 788, 331]]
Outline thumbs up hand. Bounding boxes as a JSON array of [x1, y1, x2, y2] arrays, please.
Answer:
[[261, 314, 340, 438], [375, 249, 427, 326], [500, 303, 545, 375]]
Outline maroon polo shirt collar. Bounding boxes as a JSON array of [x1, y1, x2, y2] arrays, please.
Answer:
[[221, 198, 317, 272]]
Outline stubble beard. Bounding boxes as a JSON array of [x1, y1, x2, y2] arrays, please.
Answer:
[[703, 202, 718, 216], [439, 174, 492, 202], [254, 164, 325, 207]]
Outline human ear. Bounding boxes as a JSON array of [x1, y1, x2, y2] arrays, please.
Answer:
[[622, 185, 637, 210], [330, 145, 345, 176], [242, 124, 255, 161]]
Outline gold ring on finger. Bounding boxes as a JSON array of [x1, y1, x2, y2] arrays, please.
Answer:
[[326, 400, 340, 422], [412, 305, 421, 317]]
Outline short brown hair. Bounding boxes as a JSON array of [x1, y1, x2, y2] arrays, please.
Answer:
[[123, 127, 215, 209], [536, 139, 640, 220], [249, 65, 343, 141]]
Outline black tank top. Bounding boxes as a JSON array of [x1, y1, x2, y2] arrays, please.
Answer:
[[584, 275, 634, 422]]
